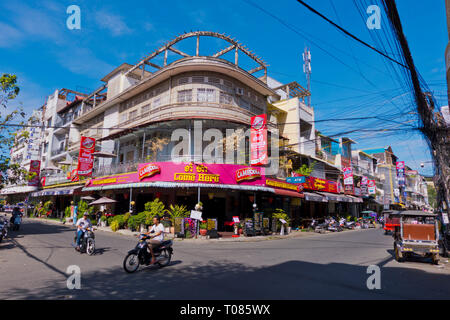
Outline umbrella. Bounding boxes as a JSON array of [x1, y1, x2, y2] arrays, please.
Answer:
[[92, 151, 117, 158], [81, 196, 95, 201], [88, 197, 118, 206]]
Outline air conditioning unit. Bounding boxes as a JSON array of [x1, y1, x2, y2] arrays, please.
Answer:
[[235, 87, 244, 96]]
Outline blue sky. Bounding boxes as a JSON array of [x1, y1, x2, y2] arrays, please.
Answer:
[[0, 0, 446, 176]]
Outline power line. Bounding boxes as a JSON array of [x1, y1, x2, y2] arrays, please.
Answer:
[[296, 0, 408, 69]]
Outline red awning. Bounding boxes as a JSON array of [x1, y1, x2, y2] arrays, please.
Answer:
[[273, 189, 304, 198]]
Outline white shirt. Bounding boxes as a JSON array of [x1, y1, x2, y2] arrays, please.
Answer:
[[150, 223, 165, 241], [76, 217, 91, 231]]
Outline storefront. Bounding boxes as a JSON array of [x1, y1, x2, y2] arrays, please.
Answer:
[[80, 162, 304, 231]]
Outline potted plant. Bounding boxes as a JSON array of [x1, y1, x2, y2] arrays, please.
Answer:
[[272, 208, 290, 235], [100, 215, 107, 227], [64, 206, 72, 223], [168, 204, 190, 234], [199, 221, 208, 236], [238, 222, 243, 235]]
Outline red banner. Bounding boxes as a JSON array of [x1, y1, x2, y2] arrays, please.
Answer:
[[77, 136, 96, 176], [301, 176, 339, 194], [250, 114, 268, 166], [28, 160, 41, 186]]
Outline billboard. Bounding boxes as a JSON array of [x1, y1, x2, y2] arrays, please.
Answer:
[[77, 136, 96, 176], [396, 161, 406, 186], [250, 114, 268, 166], [368, 180, 376, 195]]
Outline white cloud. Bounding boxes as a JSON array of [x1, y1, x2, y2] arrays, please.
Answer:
[[0, 23, 23, 48], [95, 11, 132, 36]]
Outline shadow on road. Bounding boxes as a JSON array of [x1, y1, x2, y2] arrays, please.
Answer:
[[4, 257, 450, 300]]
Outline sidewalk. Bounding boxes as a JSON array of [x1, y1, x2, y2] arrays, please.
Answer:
[[24, 215, 372, 243]]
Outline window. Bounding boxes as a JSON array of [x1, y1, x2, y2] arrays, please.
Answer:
[[240, 98, 250, 110], [197, 88, 215, 102], [129, 110, 138, 120], [141, 104, 151, 114], [120, 113, 127, 123], [177, 89, 192, 103], [178, 77, 189, 85], [153, 97, 161, 108], [251, 104, 263, 114], [192, 76, 205, 83], [220, 92, 233, 105]]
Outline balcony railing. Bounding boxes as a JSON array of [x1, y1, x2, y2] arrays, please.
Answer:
[[51, 147, 67, 156]]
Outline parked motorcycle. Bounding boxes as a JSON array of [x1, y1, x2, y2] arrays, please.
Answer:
[[123, 233, 173, 273], [0, 216, 8, 243], [73, 227, 96, 255]]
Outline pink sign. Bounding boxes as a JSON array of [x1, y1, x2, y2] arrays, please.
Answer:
[[86, 162, 267, 187]]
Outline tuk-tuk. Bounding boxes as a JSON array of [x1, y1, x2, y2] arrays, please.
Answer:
[[383, 210, 401, 234], [393, 211, 440, 264]]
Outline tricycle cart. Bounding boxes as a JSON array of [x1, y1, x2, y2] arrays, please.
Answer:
[[393, 211, 440, 264]]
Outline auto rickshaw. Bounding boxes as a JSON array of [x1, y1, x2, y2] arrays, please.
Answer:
[[393, 211, 440, 264], [383, 210, 401, 234]]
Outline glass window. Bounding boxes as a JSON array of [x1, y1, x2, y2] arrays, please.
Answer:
[[177, 89, 192, 103], [197, 88, 215, 102], [240, 98, 250, 110], [120, 113, 127, 123], [129, 110, 138, 120], [220, 92, 233, 105], [141, 104, 151, 114], [153, 97, 161, 108]]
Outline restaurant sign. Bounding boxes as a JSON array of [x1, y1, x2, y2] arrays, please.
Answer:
[[235, 167, 261, 183], [265, 179, 302, 192], [301, 176, 339, 194], [138, 163, 161, 180]]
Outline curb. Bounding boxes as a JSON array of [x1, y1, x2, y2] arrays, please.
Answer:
[[24, 216, 378, 243]]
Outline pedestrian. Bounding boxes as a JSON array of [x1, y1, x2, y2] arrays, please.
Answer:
[[96, 210, 102, 226]]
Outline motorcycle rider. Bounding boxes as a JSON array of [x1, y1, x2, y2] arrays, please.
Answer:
[[75, 212, 92, 251], [10, 207, 21, 225], [145, 216, 165, 265]]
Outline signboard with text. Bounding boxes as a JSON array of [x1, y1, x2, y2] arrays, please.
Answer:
[[250, 114, 268, 166], [28, 160, 41, 187], [77, 136, 96, 176]]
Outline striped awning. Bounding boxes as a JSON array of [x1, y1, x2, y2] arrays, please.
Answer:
[[82, 182, 276, 193], [0, 185, 38, 195], [31, 186, 82, 197]]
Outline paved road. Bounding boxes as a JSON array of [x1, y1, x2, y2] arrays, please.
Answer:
[[1, 217, 450, 299]]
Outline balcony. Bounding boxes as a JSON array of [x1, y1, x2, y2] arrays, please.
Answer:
[[316, 149, 336, 165], [51, 146, 67, 157]]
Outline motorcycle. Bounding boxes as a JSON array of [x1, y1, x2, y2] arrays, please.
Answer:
[[123, 233, 173, 273], [73, 227, 96, 255], [0, 217, 8, 242]]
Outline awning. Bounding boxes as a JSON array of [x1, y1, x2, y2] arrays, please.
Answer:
[[273, 189, 304, 198], [303, 192, 328, 202], [346, 195, 363, 203], [0, 185, 38, 195], [31, 186, 82, 197], [315, 191, 349, 202], [82, 182, 276, 193]]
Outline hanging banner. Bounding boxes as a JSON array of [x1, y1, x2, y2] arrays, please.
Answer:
[[77, 136, 96, 176], [70, 169, 79, 182], [396, 161, 406, 186], [40, 176, 46, 188], [361, 176, 368, 195], [28, 160, 41, 186], [368, 180, 376, 195], [343, 167, 354, 185], [302, 176, 339, 194], [250, 114, 268, 166]]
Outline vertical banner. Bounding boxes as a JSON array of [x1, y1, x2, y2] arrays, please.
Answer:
[[77, 136, 96, 176], [361, 176, 368, 195], [343, 167, 354, 185], [250, 114, 268, 166], [368, 180, 376, 195], [28, 160, 41, 186], [396, 161, 405, 186]]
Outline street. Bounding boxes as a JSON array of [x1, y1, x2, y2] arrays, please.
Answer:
[[1, 218, 450, 300]]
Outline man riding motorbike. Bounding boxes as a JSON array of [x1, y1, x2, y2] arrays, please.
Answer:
[[145, 216, 165, 265], [75, 212, 91, 251], [10, 207, 21, 224]]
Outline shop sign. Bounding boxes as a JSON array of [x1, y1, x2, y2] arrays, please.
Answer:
[[138, 163, 161, 180], [286, 176, 306, 184], [250, 114, 268, 166], [354, 187, 361, 196], [77, 137, 95, 176], [396, 161, 406, 186], [232, 216, 240, 223], [265, 178, 301, 192], [190, 210, 203, 221], [368, 180, 376, 194], [40, 176, 46, 187], [207, 218, 217, 231], [406, 170, 418, 175], [302, 176, 339, 194], [28, 160, 41, 187], [235, 167, 261, 183], [343, 167, 353, 185]]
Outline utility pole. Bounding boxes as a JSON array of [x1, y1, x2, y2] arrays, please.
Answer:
[[383, 0, 450, 212], [303, 47, 311, 107]]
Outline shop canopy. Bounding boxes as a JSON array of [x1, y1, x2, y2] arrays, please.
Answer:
[[346, 195, 363, 203], [30, 186, 82, 197], [82, 182, 276, 193], [315, 191, 352, 203], [0, 185, 38, 195], [273, 189, 304, 198], [303, 192, 328, 202]]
